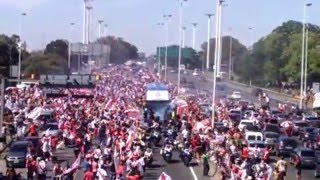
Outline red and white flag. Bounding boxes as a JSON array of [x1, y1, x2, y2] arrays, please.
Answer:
[[158, 172, 172, 180]]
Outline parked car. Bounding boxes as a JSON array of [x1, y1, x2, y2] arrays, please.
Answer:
[[38, 123, 60, 137], [276, 137, 297, 157], [265, 124, 280, 134], [6, 141, 32, 167], [290, 148, 317, 168], [263, 132, 279, 153], [298, 127, 317, 142], [231, 92, 242, 99]]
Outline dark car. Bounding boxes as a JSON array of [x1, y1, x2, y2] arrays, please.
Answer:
[[265, 124, 280, 134], [6, 141, 32, 167], [276, 137, 297, 157], [305, 116, 320, 128], [290, 148, 317, 168], [299, 127, 317, 142]]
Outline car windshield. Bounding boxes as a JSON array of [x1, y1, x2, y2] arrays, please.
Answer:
[[301, 150, 315, 157], [295, 123, 308, 127], [306, 128, 315, 133], [249, 143, 265, 148], [242, 122, 253, 126], [265, 125, 279, 132], [41, 124, 58, 131], [283, 139, 296, 146], [265, 133, 279, 139], [11, 144, 27, 152], [307, 117, 318, 121]]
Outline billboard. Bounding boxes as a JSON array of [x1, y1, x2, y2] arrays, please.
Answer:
[[40, 74, 97, 88], [146, 90, 170, 101]]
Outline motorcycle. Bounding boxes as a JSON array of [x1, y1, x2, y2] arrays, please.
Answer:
[[180, 148, 192, 166], [151, 130, 161, 145], [161, 144, 173, 163], [144, 148, 153, 167]]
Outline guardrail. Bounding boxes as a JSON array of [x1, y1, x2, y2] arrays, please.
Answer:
[[224, 80, 300, 102]]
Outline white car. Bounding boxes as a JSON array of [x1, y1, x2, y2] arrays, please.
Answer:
[[192, 72, 199, 76], [231, 92, 242, 99]]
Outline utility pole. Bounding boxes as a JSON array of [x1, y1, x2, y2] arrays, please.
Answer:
[[191, 23, 198, 50], [98, 20, 104, 38], [0, 78, 5, 137]]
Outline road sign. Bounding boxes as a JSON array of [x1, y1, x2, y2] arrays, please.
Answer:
[[313, 82, 320, 93], [40, 74, 96, 88]]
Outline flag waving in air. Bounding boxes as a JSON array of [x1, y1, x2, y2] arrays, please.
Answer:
[[158, 172, 172, 180]]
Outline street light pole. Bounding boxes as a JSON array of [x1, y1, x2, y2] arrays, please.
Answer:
[[304, 26, 309, 95], [182, 26, 186, 48], [164, 14, 172, 81], [86, 6, 93, 44], [206, 14, 214, 70], [300, 2, 312, 109], [191, 23, 197, 50], [157, 23, 164, 78], [104, 24, 108, 37], [68, 22, 75, 69], [228, 28, 233, 80], [98, 20, 104, 38], [177, 0, 187, 95], [83, 0, 88, 44], [18, 12, 26, 83], [248, 27, 253, 86], [216, 1, 226, 75]]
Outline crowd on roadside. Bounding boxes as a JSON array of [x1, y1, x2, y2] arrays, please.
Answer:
[[1, 63, 310, 180]]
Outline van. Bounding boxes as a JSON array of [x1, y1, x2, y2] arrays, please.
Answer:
[[245, 131, 263, 141], [238, 119, 254, 131]]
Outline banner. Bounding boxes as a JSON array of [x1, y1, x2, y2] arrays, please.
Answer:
[[146, 90, 169, 101]]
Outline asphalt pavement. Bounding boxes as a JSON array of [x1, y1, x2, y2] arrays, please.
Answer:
[[165, 71, 317, 180]]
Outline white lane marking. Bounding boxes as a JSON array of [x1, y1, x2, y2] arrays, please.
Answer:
[[189, 166, 199, 180]]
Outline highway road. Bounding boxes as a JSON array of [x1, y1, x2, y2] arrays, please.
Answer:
[[163, 71, 317, 180]]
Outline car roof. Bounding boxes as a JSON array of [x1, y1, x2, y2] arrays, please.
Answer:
[[245, 131, 263, 135], [279, 137, 295, 141], [12, 140, 31, 146], [247, 140, 264, 144], [296, 147, 315, 152], [264, 131, 279, 135]]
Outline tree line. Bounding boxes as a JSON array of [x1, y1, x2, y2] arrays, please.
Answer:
[[160, 20, 320, 87], [0, 35, 138, 78]]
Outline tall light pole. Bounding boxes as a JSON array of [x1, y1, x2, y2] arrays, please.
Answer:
[[68, 22, 75, 69], [248, 27, 253, 86], [177, 0, 187, 95], [212, 0, 225, 128], [164, 14, 172, 81], [191, 23, 197, 50], [104, 24, 108, 37], [18, 12, 26, 82], [157, 23, 164, 78], [228, 27, 233, 80], [98, 20, 104, 38], [216, 1, 227, 75], [83, 0, 88, 44], [304, 26, 309, 95], [86, 6, 93, 43], [182, 26, 186, 48], [300, 2, 312, 109], [206, 14, 214, 70]]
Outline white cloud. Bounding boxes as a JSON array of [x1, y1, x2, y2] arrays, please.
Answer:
[[0, 0, 48, 10]]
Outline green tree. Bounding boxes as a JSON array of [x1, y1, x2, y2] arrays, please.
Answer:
[[97, 36, 138, 64], [22, 53, 68, 76], [0, 34, 27, 77], [44, 39, 68, 60]]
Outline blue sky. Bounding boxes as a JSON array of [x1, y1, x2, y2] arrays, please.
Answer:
[[0, 0, 319, 55]]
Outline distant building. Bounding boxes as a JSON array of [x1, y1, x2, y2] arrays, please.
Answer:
[[138, 52, 146, 59]]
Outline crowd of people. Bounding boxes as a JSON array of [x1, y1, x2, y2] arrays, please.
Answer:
[[0, 63, 310, 180]]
